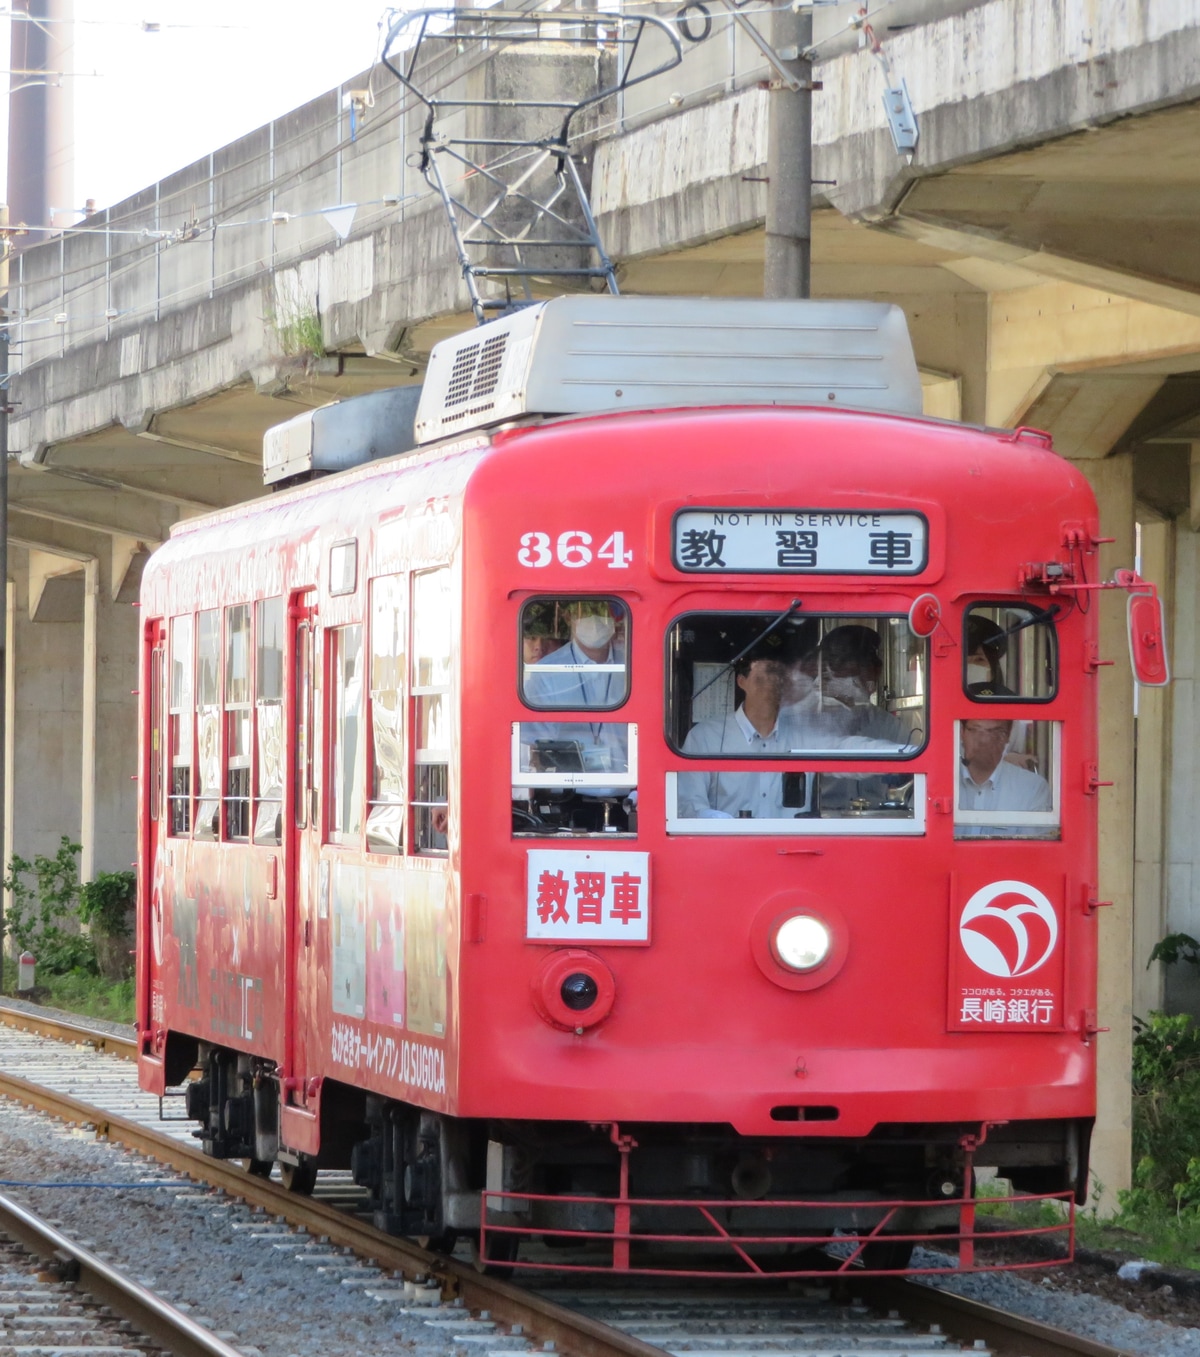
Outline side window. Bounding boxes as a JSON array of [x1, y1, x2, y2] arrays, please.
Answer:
[[329, 625, 365, 841], [954, 718, 1060, 840], [964, 604, 1057, 701], [195, 609, 221, 840], [295, 623, 312, 830], [254, 597, 284, 846], [368, 574, 406, 854], [412, 569, 451, 854], [224, 604, 252, 841], [150, 637, 164, 822], [168, 616, 193, 836], [521, 596, 630, 710]]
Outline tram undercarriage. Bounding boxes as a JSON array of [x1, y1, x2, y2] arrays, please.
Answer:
[[180, 1045, 1089, 1272]]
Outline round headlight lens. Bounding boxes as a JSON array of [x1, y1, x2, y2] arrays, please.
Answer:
[[773, 914, 832, 972]]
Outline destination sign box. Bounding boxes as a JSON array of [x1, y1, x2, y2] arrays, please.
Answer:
[[672, 509, 928, 575]]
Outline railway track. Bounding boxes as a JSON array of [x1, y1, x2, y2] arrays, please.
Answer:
[[0, 1185, 247, 1357], [0, 1002, 1140, 1357]]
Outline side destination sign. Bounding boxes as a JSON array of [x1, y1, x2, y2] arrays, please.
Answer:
[[673, 509, 928, 575]]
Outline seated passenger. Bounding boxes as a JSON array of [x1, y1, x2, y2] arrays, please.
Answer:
[[959, 719, 1051, 814], [523, 600, 626, 708], [817, 624, 913, 746], [523, 601, 629, 798], [522, 602, 565, 666]]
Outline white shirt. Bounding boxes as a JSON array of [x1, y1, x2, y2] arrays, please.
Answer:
[[677, 708, 895, 819], [678, 708, 798, 819], [523, 640, 626, 709], [522, 641, 629, 796], [958, 757, 1051, 812]]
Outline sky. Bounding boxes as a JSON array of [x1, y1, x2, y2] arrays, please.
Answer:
[[4, 0, 399, 215]]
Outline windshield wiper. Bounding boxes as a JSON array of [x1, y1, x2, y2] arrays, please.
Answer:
[[996, 602, 1063, 644], [692, 599, 803, 702]]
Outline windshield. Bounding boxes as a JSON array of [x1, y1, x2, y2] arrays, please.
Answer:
[[667, 612, 927, 758]]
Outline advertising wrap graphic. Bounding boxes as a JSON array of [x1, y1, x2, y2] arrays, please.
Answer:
[[949, 876, 1065, 1031], [958, 880, 1058, 979]]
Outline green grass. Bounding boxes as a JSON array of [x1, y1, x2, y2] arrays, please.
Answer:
[[37, 972, 134, 1024]]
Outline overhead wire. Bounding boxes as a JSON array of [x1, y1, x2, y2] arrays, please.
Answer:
[[9, 0, 897, 342]]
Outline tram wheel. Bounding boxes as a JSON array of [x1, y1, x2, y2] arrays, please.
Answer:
[[279, 1158, 318, 1194], [244, 1157, 274, 1179], [416, 1230, 457, 1254]]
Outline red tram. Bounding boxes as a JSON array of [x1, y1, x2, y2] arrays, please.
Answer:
[[136, 296, 1146, 1275]]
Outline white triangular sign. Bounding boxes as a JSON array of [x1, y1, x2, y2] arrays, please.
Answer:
[[323, 205, 357, 241]]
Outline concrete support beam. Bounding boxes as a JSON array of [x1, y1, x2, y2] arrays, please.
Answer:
[[27, 549, 85, 624], [111, 537, 149, 602]]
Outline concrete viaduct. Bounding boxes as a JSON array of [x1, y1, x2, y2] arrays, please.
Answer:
[[7, 0, 1200, 1199]]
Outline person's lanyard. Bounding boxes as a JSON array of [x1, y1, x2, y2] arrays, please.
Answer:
[[572, 642, 612, 742]]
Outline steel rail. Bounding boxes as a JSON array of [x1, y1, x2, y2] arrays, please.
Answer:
[[0, 1188, 245, 1357], [0, 1065, 667, 1357], [0, 1011, 1139, 1357], [865, 1278, 1138, 1357], [0, 1000, 136, 1059]]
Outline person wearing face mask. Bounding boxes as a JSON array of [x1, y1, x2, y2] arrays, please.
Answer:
[[522, 600, 630, 796], [678, 642, 896, 819], [524, 600, 626, 708], [964, 615, 1037, 771], [817, 625, 911, 745], [964, 616, 1008, 695]]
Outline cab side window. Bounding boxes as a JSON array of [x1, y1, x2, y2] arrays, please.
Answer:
[[964, 604, 1057, 701], [520, 597, 630, 709]]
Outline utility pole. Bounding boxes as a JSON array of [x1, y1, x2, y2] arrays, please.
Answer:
[[764, 2, 813, 301], [8, 0, 75, 240]]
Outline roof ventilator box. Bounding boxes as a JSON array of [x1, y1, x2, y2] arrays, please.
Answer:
[[263, 385, 422, 486], [414, 295, 923, 444]]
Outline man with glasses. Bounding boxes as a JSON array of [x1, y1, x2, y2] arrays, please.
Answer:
[[959, 719, 1050, 813]]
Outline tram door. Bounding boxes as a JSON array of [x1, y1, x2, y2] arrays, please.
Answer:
[[141, 621, 168, 1050], [286, 607, 317, 1096]]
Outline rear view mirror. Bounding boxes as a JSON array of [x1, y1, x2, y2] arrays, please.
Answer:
[[1128, 592, 1169, 687]]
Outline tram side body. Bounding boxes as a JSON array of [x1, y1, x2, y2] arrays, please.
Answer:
[[136, 403, 1101, 1256]]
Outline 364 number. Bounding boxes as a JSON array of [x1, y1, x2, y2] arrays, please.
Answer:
[[518, 531, 633, 569]]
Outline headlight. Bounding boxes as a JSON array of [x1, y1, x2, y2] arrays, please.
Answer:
[[772, 914, 832, 972]]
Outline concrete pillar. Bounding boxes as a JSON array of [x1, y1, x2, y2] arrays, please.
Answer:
[[8, 551, 84, 869], [1163, 514, 1200, 1019], [1132, 514, 1172, 1019], [5, 546, 140, 907], [1070, 452, 1136, 1208], [80, 558, 97, 883]]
